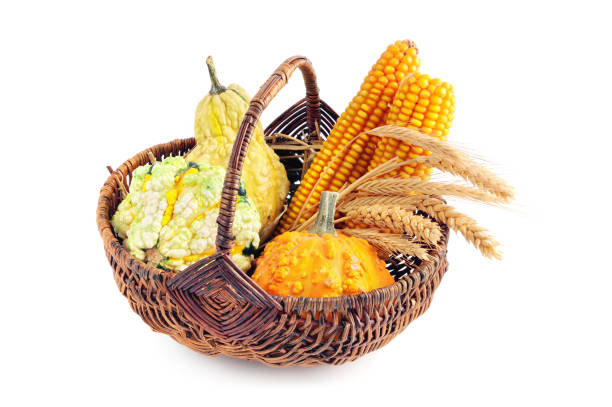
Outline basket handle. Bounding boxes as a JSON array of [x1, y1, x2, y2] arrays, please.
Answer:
[[215, 56, 320, 252], [166, 57, 319, 337]]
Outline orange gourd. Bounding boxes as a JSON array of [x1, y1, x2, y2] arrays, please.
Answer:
[[252, 192, 394, 298]]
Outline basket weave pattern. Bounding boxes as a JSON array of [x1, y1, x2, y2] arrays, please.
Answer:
[[97, 57, 449, 366]]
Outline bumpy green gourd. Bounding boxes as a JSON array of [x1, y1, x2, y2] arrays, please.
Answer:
[[111, 156, 261, 271]]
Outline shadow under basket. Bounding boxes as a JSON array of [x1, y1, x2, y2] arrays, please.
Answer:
[[96, 56, 449, 367]]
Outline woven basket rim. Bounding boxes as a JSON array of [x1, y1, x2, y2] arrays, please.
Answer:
[[98, 137, 448, 312]]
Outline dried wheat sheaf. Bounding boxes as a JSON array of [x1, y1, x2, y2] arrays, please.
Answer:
[[279, 125, 514, 261]]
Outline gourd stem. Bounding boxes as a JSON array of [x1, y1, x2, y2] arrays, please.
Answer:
[[206, 56, 225, 95], [308, 191, 338, 235]]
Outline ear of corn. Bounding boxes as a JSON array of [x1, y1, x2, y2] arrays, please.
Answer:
[[368, 73, 455, 179], [278, 40, 420, 233]]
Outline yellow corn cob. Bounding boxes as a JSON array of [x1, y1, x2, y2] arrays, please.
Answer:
[[278, 40, 420, 233], [368, 73, 455, 179]]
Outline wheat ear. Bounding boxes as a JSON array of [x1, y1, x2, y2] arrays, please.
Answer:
[[367, 125, 514, 201], [358, 178, 503, 203], [368, 125, 467, 161], [424, 156, 514, 202], [341, 228, 431, 261], [344, 205, 442, 245], [291, 157, 404, 232], [338, 193, 423, 212], [415, 197, 502, 260]]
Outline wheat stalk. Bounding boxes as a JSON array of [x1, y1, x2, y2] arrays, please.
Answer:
[[367, 125, 467, 161], [344, 205, 442, 245], [279, 124, 512, 261], [270, 144, 322, 151], [383, 155, 514, 202], [287, 124, 512, 229], [358, 178, 503, 203], [291, 157, 405, 232], [367, 125, 514, 201], [266, 132, 320, 146], [423, 156, 514, 202], [341, 228, 431, 261], [293, 158, 433, 233], [287, 123, 477, 230], [339, 192, 503, 260], [338, 193, 422, 212], [414, 197, 502, 260], [287, 132, 369, 230]]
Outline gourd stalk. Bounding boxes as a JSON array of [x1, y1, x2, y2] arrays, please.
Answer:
[[206, 56, 225, 94], [309, 191, 339, 235]]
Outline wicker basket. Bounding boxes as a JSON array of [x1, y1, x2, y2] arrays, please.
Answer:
[[97, 56, 449, 367]]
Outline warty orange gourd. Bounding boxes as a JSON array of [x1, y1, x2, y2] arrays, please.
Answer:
[[252, 191, 394, 298]]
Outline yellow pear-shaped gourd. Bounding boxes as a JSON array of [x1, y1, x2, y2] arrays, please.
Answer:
[[185, 57, 289, 237]]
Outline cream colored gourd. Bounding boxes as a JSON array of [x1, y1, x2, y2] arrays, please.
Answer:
[[186, 57, 289, 237]]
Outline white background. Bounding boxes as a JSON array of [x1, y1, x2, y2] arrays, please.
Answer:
[[1, 0, 610, 406]]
